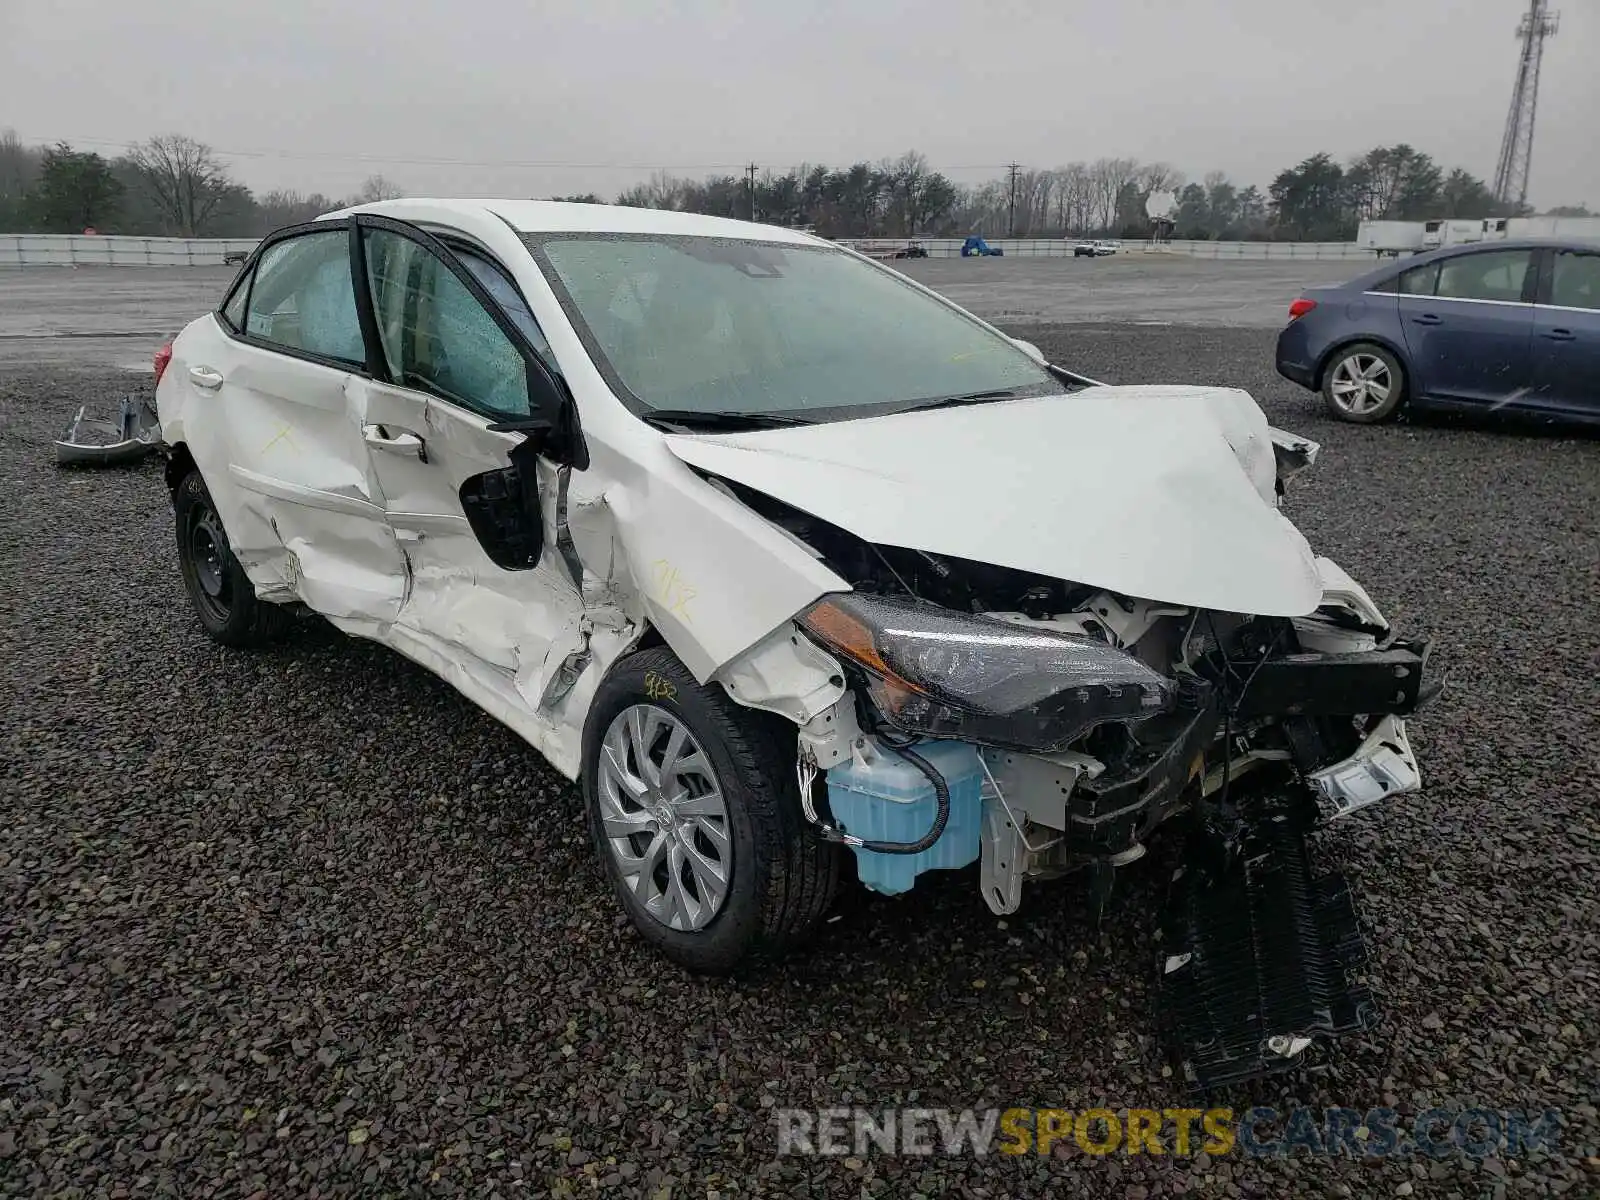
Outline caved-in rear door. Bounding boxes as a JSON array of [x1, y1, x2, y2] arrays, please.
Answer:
[[200, 222, 409, 626]]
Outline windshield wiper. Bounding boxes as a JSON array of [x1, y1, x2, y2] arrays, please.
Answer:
[[642, 408, 814, 432], [897, 388, 1022, 414]]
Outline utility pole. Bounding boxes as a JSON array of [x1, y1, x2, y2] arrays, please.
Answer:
[[745, 163, 759, 222], [1007, 163, 1022, 237], [1493, 0, 1560, 209]]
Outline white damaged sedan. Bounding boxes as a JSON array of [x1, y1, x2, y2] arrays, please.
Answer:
[[156, 200, 1435, 1086]]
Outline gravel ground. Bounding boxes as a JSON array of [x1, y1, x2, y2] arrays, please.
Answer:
[[2, 327, 1598, 1198]]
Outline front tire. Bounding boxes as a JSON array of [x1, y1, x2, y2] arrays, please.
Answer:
[[174, 469, 291, 647], [582, 646, 843, 975], [1321, 342, 1406, 424]]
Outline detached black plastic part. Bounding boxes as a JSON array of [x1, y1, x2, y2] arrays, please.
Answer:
[[1158, 806, 1377, 1093], [459, 437, 545, 570]]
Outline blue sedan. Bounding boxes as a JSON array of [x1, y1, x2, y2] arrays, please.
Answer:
[[1276, 239, 1600, 424]]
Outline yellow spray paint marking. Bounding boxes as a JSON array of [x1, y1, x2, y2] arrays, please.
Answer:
[[643, 671, 677, 702], [950, 345, 1000, 363], [650, 558, 696, 625], [260, 424, 298, 455]]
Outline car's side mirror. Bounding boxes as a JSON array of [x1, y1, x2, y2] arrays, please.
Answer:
[[498, 364, 588, 472]]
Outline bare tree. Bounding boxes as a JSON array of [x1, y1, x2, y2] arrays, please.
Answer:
[[1012, 169, 1054, 236], [0, 129, 42, 228], [0, 129, 40, 198], [124, 135, 234, 236], [1087, 157, 1141, 232], [257, 189, 343, 231], [1054, 163, 1093, 234], [1137, 162, 1183, 196], [616, 171, 690, 210], [351, 174, 405, 203]]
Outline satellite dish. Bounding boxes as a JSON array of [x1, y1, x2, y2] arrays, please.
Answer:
[[1145, 190, 1179, 221]]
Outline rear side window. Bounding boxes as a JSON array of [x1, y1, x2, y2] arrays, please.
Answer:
[[1548, 250, 1600, 311], [1434, 250, 1533, 304], [243, 230, 365, 366]]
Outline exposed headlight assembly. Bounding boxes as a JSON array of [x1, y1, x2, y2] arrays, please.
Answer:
[[799, 592, 1175, 753]]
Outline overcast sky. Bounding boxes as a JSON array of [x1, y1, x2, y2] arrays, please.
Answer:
[[2, 0, 1594, 208]]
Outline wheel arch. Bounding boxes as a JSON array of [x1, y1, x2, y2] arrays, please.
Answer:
[[163, 440, 200, 495], [601, 615, 845, 732]]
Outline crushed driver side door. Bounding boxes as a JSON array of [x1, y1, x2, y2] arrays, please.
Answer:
[[346, 215, 586, 721]]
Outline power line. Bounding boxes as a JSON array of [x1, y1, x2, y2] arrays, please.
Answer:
[[15, 132, 1022, 176], [16, 134, 755, 172]]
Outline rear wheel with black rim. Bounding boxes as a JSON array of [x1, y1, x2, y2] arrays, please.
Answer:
[[1321, 342, 1406, 424], [174, 469, 291, 647], [582, 646, 843, 975]]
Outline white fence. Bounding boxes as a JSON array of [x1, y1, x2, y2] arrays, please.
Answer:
[[0, 235, 261, 267], [0, 232, 1380, 267], [838, 237, 1377, 261]]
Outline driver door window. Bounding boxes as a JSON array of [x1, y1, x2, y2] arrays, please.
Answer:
[[361, 228, 530, 417]]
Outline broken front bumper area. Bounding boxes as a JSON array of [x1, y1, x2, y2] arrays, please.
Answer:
[[985, 635, 1433, 865], [1158, 798, 1377, 1092], [974, 632, 1434, 1089]]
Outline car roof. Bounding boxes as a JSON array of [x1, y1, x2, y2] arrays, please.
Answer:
[[324, 197, 820, 245], [1417, 237, 1587, 255], [1335, 237, 1595, 291]]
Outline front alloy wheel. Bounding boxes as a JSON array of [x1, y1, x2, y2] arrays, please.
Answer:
[[596, 704, 732, 932], [582, 646, 843, 974], [1322, 343, 1406, 423]]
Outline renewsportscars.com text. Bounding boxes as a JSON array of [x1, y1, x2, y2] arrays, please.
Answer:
[[775, 1106, 1562, 1160]]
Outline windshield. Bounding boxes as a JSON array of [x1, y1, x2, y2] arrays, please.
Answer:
[[524, 234, 1065, 422]]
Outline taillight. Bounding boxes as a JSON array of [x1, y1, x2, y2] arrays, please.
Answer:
[[153, 342, 173, 387], [1287, 298, 1317, 321]]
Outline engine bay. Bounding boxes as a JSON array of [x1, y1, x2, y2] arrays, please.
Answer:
[[712, 469, 1437, 1088]]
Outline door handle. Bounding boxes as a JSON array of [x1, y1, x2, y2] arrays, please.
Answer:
[[361, 423, 426, 459], [1542, 328, 1576, 341], [1410, 314, 1443, 326], [188, 366, 224, 389]]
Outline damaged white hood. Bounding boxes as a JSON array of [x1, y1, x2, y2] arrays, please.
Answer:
[[664, 384, 1326, 617]]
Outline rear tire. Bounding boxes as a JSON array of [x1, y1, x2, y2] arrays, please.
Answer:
[[174, 469, 291, 647], [582, 646, 843, 975], [1321, 342, 1406, 424]]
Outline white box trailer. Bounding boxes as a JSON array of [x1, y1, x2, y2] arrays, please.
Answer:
[[1356, 221, 1427, 255], [1487, 215, 1600, 243], [1356, 216, 1600, 256], [1355, 219, 1486, 256]]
